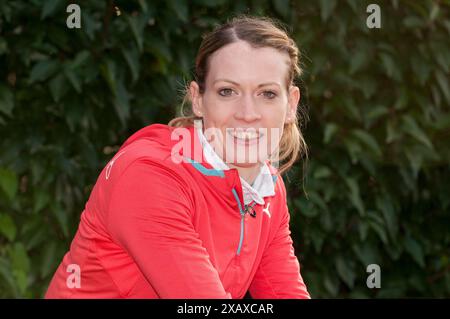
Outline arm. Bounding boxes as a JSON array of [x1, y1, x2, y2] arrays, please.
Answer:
[[107, 159, 231, 299], [248, 203, 310, 299]]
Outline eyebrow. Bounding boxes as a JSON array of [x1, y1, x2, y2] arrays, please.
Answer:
[[213, 79, 281, 88]]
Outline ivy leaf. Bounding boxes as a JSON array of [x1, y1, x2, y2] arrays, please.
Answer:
[[0, 213, 17, 241], [323, 123, 339, 144], [319, 0, 337, 22], [404, 236, 425, 268], [0, 167, 18, 202], [168, 0, 189, 22], [335, 256, 355, 289], [0, 85, 14, 117], [122, 45, 140, 84], [49, 73, 69, 102], [272, 0, 290, 19], [41, 0, 65, 19], [435, 70, 450, 105], [401, 115, 434, 149], [344, 177, 365, 216], [29, 60, 59, 84], [351, 129, 382, 158]]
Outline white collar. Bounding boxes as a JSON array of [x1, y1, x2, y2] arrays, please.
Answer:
[[196, 125, 275, 205]]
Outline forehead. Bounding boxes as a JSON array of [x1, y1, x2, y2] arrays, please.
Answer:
[[206, 41, 290, 86]]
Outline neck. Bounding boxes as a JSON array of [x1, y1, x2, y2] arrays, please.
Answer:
[[228, 163, 262, 186]]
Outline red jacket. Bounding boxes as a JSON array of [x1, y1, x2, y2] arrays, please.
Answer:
[[45, 124, 310, 299]]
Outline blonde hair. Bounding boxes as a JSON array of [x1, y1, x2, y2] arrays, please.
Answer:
[[168, 15, 308, 175]]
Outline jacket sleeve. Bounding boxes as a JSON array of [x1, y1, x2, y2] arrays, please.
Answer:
[[248, 202, 310, 299], [107, 158, 232, 299]]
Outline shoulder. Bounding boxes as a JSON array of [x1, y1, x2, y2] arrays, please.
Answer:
[[92, 130, 195, 209]]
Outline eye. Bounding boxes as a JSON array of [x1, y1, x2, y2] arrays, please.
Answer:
[[218, 88, 234, 97], [262, 91, 277, 99]]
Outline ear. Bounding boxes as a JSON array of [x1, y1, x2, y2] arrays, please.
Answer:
[[285, 85, 300, 124], [190, 81, 204, 117]]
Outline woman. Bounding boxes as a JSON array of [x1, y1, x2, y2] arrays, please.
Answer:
[[45, 15, 310, 299]]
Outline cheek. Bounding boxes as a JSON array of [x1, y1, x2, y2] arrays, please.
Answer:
[[203, 97, 235, 125], [260, 105, 287, 126]]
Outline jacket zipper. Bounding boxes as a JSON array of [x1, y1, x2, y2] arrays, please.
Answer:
[[231, 188, 245, 256]]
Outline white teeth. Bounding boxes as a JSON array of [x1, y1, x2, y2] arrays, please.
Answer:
[[231, 130, 260, 140]]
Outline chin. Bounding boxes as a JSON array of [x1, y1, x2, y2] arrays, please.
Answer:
[[228, 161, 263, 168]]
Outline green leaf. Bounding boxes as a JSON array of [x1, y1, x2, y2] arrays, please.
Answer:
[[349, 49, 368, 74], [379, 52, 402, 82], [100, 59, 117, 95], [52, 203, 69, 238], [352, 242, 381, 266], [191, 0, 227, 7], [351, 129, 382, 157], [12, 269, 28, 296], [113, 78, 131, 127], [435, 70, 450, 105], [369, 219, 388, 244], [29, 60, 59, 84], [401, 115, 433, 149], [323, 123, 339, 144], [366, 106, 389, 120], [376, 196, 398, 240], [319, 0, 337, 22], [429, 2, 439, 21], [0, 85, 14, 117], [358, 222, 369, 241], [122, 45, 140, 84], [0, 38, 8, 55], [310, 229, 325, 253], [272, 0, 290, 19], [335, 256, 355, 289], [70, 51, 90, 69], [313, 166, 332, 179], [0, 213, 16, 241], [0, 257, 18, 296], [344, 177, 365, 216], [357, 76, 377, 99], [294, 198, 318, 218], [0, 167, 18, 201], [40, 242, 57, 278], [168, 0, 189, 22], [402, 16, 424, 28], [394, 86, 409, 110], [344, 138, 362, 164], [64, 66, 82, 93], [9, 243, 30, 274], [126, 15, 145, 52], [308, 191, 328, 212], [41, 0, 65, 19], [81, 12, 98, 41], [404, 236, 425, 268], [49, 73, 69, 102], [410, 53, 431, 85], [386, 119, 400, 143], [323, 273, 339, 296], [405, 147, 424, 179], [340, 96, 361, 122], [33, 189, 50, 213]]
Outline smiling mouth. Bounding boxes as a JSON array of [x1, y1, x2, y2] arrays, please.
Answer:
[[227, 129, 264, 144]]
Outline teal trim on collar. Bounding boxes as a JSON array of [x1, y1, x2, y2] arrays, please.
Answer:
[[272, 175, 278, 184], [185, 158, 225, 178]]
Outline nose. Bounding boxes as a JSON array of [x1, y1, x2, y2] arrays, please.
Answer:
[[234, 94, 261, 122]]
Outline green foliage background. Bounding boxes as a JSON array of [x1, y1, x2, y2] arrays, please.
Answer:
[[0, 0, 449, 298]]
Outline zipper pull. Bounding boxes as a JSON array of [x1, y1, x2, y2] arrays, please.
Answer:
[[244, 201, 257, 218]]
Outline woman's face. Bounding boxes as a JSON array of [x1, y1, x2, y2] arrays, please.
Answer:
[[190, 40, 300, 168]]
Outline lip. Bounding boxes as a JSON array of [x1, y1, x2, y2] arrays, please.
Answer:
[[227, 129, 263, 146]]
